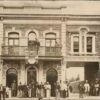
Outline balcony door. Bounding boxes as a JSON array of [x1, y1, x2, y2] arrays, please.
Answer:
[[8, 32, 19, 55], [45, 32, 58, 56]]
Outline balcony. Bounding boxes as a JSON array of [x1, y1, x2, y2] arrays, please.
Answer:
[[2, 46, 61, 57]]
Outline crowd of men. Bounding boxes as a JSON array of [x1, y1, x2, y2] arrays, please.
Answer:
[[0, 79, 100, 99], [0, 80, 69, 99], [78, 79, 100, 98]]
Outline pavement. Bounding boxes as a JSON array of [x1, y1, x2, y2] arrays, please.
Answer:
[[4, 97, 100, 100], [3, 94, 100, 100]]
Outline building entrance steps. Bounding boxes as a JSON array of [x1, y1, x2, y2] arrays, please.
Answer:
[[4, 97, 100, 100]]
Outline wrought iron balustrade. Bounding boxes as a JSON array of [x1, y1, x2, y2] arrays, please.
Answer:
[[2, 46, 28, 56], [2, 46, 61, 57]]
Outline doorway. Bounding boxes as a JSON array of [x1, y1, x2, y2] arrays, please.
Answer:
[[27, 67, 37, 85], [85, 62, 99, 82], [46, 68, 58, 97], [6, 68, 17, 88]]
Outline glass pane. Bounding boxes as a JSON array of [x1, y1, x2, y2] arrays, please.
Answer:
[[87, 37, 92, 45], [73, 36, 79, 52], [29, 32, 36, 41], [73, 36, 79, 42], [9, 39, 14, 46], [82, 36, 84, 52], [87, 37, 92, 52], [46, 40, 50, 46], [51, 40, 56, 47], [14, 39, 19, 45]]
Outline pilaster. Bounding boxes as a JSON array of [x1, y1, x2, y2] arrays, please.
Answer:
[[61, 60, 66, 83], [0, 59, 3, 85], [61, 18, 66, 57], [61, 17, 67, 83], [38, 61, 43, 83], [0, 19, 3, 55], [20, 61, 25, 84]]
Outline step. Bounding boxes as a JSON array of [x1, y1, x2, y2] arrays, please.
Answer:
[[3, 97, 100, 100]]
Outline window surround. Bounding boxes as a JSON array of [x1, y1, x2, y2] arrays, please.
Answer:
[[71, 32, 96, 55], [85, 34, 96, 54], [45, 33, 56, 47], [5, 28, 21, 46], [43, 28, 59, 39], [8, 32, 19, 46], [25, 29, 39, 39], [71, 34, 80, 54], [5, 29, 21, 38]]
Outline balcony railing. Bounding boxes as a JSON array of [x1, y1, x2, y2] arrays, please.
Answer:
[[2, 46, 61, 57]]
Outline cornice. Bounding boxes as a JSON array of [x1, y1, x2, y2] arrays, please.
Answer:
[[1, 14, 100, 21], [0, 14, 68, 21]]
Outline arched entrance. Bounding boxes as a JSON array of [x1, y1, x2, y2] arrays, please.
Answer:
[[46, 68, 58, 97], [27, 67, 37, 85], [6, 68, 17, 88]]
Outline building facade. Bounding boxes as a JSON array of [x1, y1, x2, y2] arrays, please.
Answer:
[[0, 0, 100, 96]]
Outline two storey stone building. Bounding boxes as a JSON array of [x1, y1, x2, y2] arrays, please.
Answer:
[[0, 0, 100, 96]]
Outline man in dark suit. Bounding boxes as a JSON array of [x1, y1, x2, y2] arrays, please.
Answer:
[[11, 80, 17, 97], [0, 84, 5, 100]]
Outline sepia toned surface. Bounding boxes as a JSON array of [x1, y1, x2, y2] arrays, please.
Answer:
[[0, 0, 100, 99]]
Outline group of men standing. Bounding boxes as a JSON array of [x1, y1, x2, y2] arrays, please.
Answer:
[[17, 81, 69, 98], [78, 79, 100, 98], [4, 80, 70, 99]]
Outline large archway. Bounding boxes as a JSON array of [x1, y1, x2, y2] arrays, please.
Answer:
[[46, 68, 58, 97], [6, 68, 17, 88], [27, 67, 37, 85]]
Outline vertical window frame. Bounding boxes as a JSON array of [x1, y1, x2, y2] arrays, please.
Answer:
[[8, 32, 19, 46], [86, 35, 95, 54], [71, 34, 80, 54]]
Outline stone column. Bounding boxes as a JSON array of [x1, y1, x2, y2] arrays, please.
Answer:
[[61, 18, 67, 82], [0, 19, 3, 55], [61, 61, 66, 83], [0, 59, 3, 85], [0, 19, 3, 85], [20, 61, 25, 84], [38, 61, 43, 83]]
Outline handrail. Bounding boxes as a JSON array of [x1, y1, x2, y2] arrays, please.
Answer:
[[2, 46, 61, 57]]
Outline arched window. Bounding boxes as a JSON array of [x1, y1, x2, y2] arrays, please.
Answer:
[[28, 31, 37, 41], [28, 31, 37, 50], [45, 33, 56, 47], [8, 32, 19, 46]]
